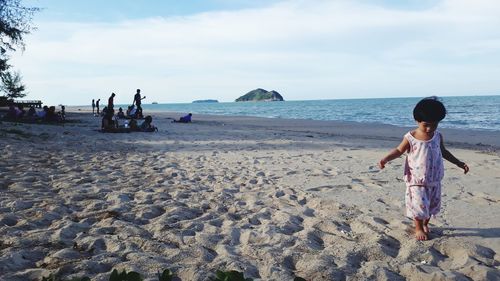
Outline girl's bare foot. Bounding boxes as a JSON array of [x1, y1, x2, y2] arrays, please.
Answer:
[[415, 229, 428, 240], [414, 219, 428, 240]]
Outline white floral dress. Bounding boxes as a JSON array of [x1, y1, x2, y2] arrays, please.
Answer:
[[404, 131, 444, 219]]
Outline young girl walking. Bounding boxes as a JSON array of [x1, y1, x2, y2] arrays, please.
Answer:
[[379, 97, 469, 241]]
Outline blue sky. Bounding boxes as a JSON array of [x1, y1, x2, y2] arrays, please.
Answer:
[[11, 0, 500, 105]]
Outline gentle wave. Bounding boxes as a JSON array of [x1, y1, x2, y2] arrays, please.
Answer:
[[132, 96, 500, 131]]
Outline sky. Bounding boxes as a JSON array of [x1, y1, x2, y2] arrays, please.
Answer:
[[9, 0, 500, 105]]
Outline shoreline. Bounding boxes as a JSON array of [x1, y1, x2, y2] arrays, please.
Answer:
[[67, 108, 500, 153]]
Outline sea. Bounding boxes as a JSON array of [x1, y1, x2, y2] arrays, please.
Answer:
[[138, 96, 500, 132]]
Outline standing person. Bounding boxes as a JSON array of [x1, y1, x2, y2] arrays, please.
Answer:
[[60, 105, 66, 121], [378, 97, 469, 241], [96, 99, 100, 115], [133, 89, 145, 118], [92, 99, 95, 115], [108, 92, 116, 114]]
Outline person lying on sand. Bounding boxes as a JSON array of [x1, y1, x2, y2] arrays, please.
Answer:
[[172, 113, 192, 123], [379, 97, 469, 241]]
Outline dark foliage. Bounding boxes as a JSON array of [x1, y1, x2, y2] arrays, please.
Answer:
[[1, 69, 26, 98], [0, 0, 39, 73], [0, 0, 38, 100]]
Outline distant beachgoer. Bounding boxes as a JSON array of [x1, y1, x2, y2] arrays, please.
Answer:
[[173, 113, 192, 123], [101, 106, 108, 117], [129, 118, 138, 130], [139, 115, 158, 132], [108, 92, 115, 113], [92, 99, 95, 115], [378, 97, 469, 241], [37, 106, 49, 119], [60, 105, 66, 121], [96, 99, 101, 115], [127, 105, 137, 119], [133, 89, 145, 118], [101, 110, 116, 130], [17, 105, 26, 118], [46, 106, 58, 122], [27, 106, 37, 118], [6, 105, 20, 119], [117, 107, 125, 119]]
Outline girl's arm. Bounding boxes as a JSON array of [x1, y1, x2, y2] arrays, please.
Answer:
[[440, 135, 469, 174], [379, 137, 410, 169]]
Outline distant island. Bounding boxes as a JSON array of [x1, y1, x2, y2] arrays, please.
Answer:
[[235, 88, 284, 102], [152, 101, 158, 104], [192, 99, 219, 103]]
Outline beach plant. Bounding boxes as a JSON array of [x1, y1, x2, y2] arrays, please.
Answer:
[[212, 270, 253, 281], [41, 274, 90, 281], [157, 269, 175, 281], [69, 278, 91, 281], [109, 269, 143, 281]]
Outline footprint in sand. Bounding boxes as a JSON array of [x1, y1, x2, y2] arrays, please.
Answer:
[[351, 178, 387, 189], [307, 185, 347, 192], [306, 231, 325, 250]]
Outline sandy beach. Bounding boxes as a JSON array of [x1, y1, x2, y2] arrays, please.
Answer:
[[1, 110, 499, 281]]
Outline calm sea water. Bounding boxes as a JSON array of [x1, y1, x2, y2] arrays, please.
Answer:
[[137, 96, 500, 131]]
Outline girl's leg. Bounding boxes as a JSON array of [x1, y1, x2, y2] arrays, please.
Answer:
[[414, 218, 428, 241], [426, 183, 442, 234], [423, 218, 430, 234], [406, 185, 430, 240]]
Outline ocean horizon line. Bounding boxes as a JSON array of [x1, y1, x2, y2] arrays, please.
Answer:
[[72, 93, 500, 107]]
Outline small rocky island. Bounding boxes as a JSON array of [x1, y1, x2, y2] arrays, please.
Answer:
[[192, 99, 218, 103], [235, 88, 284, 102]]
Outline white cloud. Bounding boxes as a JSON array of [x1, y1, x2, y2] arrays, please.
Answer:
[[10, 0, 500, 105]]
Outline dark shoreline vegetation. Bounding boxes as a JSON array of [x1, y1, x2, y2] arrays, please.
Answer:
[[41, 268, 308, 281]]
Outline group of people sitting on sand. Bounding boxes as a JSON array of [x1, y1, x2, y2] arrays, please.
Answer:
[[2, 104, 65, 123], [96, 89, 193, 133], [99, 90, 158, 133], [102, 113, 157, 133]]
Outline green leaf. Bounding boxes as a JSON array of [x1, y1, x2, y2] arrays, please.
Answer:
[[118, 270, 128, 279], [68, 278, 91, 281], [126, 271, 143, 281], [109, 269, 119, 281], [227, 271, 245, 281], [158, 269, 174, 281], [212, 270, 252, 281]]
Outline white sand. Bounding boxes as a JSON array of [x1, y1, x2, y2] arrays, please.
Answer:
[[1, 110, 499, 281]]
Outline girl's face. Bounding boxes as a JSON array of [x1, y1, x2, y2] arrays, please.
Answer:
[[417, 121, 439, 134]]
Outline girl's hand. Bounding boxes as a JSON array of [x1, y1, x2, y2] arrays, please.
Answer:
[[378, 159, 386, 170], [457, 162, 469, 174]]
